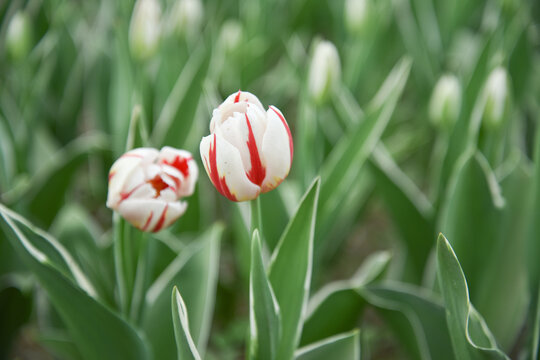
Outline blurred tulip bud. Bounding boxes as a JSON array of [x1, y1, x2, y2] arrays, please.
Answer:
[[481, 67, 510, 129], [129, 0, 162, 61], [345, 0, 370, 34], [6, 11, 33, 61], [219, 20, 243, 54], [107, 147, 198, 232], [429, 74, 461, 130], [169, 0, 203, 39], [308, 40, 341, 105], [200, 90, 293, 202]]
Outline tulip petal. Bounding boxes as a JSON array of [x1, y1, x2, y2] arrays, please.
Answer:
[[107, 148, 159, 208], [260, 106, 293, 192], [200, 133, 260, 201], [118, 198, 187, 232], [224, 90, 264, 111], [158, 147, 198, 197]]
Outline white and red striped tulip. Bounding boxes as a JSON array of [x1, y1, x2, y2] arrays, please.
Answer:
[[107, 147, 198, 232], [200, 90, 293, 202]]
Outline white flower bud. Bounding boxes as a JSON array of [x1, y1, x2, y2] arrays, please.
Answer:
[[107, 147, 198, 232], [429, 75, 461, 130], [6, 11, 33, 61], [169, 0, 203, 39], [345, 0, 370, 34], [200, 91, 293, 202], [219, 20, 243, 54], [481, 67, 510, 129], [308, 40, 341, 105], [129, 0, 162, 61]]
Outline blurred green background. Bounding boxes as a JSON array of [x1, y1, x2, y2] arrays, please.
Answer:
[[0, 0, 539, 359]]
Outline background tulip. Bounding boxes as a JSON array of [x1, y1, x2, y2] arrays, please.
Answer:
[[200, 91, 293, 202], [107, 147, 197, 232]]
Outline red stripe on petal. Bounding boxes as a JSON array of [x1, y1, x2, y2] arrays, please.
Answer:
[[121, 153, 144, 159], [207, 134, 237, 201], [163, 156, 191, 178], [120, 183, 144, 202], [270, 106, 293, 164], [152, 204, 168, 232], [245, 113, 266, 186], [234, 90, 242, 103], [148, 175, 169, 198], [142, 211, 154, 231], [108, 172, 115, 182]]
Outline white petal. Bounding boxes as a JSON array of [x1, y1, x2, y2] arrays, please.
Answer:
[[260, 106, 293, 192], [118, 198, 186, 232], [222, 90, 264, 111], [157, 147, 198, 197], [200, 133, 260, 201], [106, 148, 159, 208]]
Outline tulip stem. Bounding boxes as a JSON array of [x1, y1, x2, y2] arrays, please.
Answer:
[[130, 231, 149, 324], [250, 197, 263, 239], [113, 213, 130, 317]]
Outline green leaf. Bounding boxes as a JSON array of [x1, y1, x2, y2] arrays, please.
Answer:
[[301, 251, 390, 345], [269, 177, 321, 360], [151, 43, 210, 149], [125, 104, 150, 151], [143, 224, 222, 360], [295, 331, 360, 360], [18, 133, 109, 227], [0, 204, 150, 360], [318, 57, 411, 257], [361, 282, 454, 360], [439, 151, 530, 349], [249, 230, 281, 360], [172, 287, 202, 360], [369, 144, 434, 282], [436, 234, 509, 360]]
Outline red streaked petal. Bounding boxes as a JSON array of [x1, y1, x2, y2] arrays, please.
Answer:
[[244, 113, 266, 186], [153, 204, 168, 232], [207, 134, 237, 201], [270, 106, 293, 164]]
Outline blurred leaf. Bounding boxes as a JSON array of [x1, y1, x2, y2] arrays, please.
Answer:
[[301, 251, 390, 345], [249, 230, 281, 360], [172, 286, 202, 360], [125, 104, 149, 151], [0, 204, 150, 360], [151, 43, 210, 149], [437, 35, 495, 209], [361, 282, 454, 360], [269, 177, 320, 360], [295, 330, 360, 360], [17, 133, 109, 227], [440, 151, 530, 349], [0, 284, 32, 359], [436, 234, 509, 360], [318, 57, 411, 257], [369, 144, 434, 282], [51, 204, 115, 307], [143, 224, 223, 360], [40, 331, 84, 360]]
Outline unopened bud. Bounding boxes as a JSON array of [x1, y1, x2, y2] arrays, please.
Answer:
[[308, 40, 341, 105], [219, 20, 243, 54], [345, 0, 370, 34], [129, 0, 162, 61], [481, 67, 510, 129], [429, 75, 461, 130], [169, 0, 203, 39], [6, 11, 33, 61]]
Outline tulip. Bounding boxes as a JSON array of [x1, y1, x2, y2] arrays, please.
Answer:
[[481, 67, 510, 130], [6, 10, 33, 61], [308, 40, 341, 105], [345, 0, 370, 35], [168, 0, 203, 39], [107, 147, 198, 232], [129, 0, 162, 61], [429, 74, 461, 130], [200, 91, 293, 202]]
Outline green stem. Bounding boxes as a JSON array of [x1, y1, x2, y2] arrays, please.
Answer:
[[130, 232, 149, 324], [250, 197, 262, 239], [113, 213, 129, 317]]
